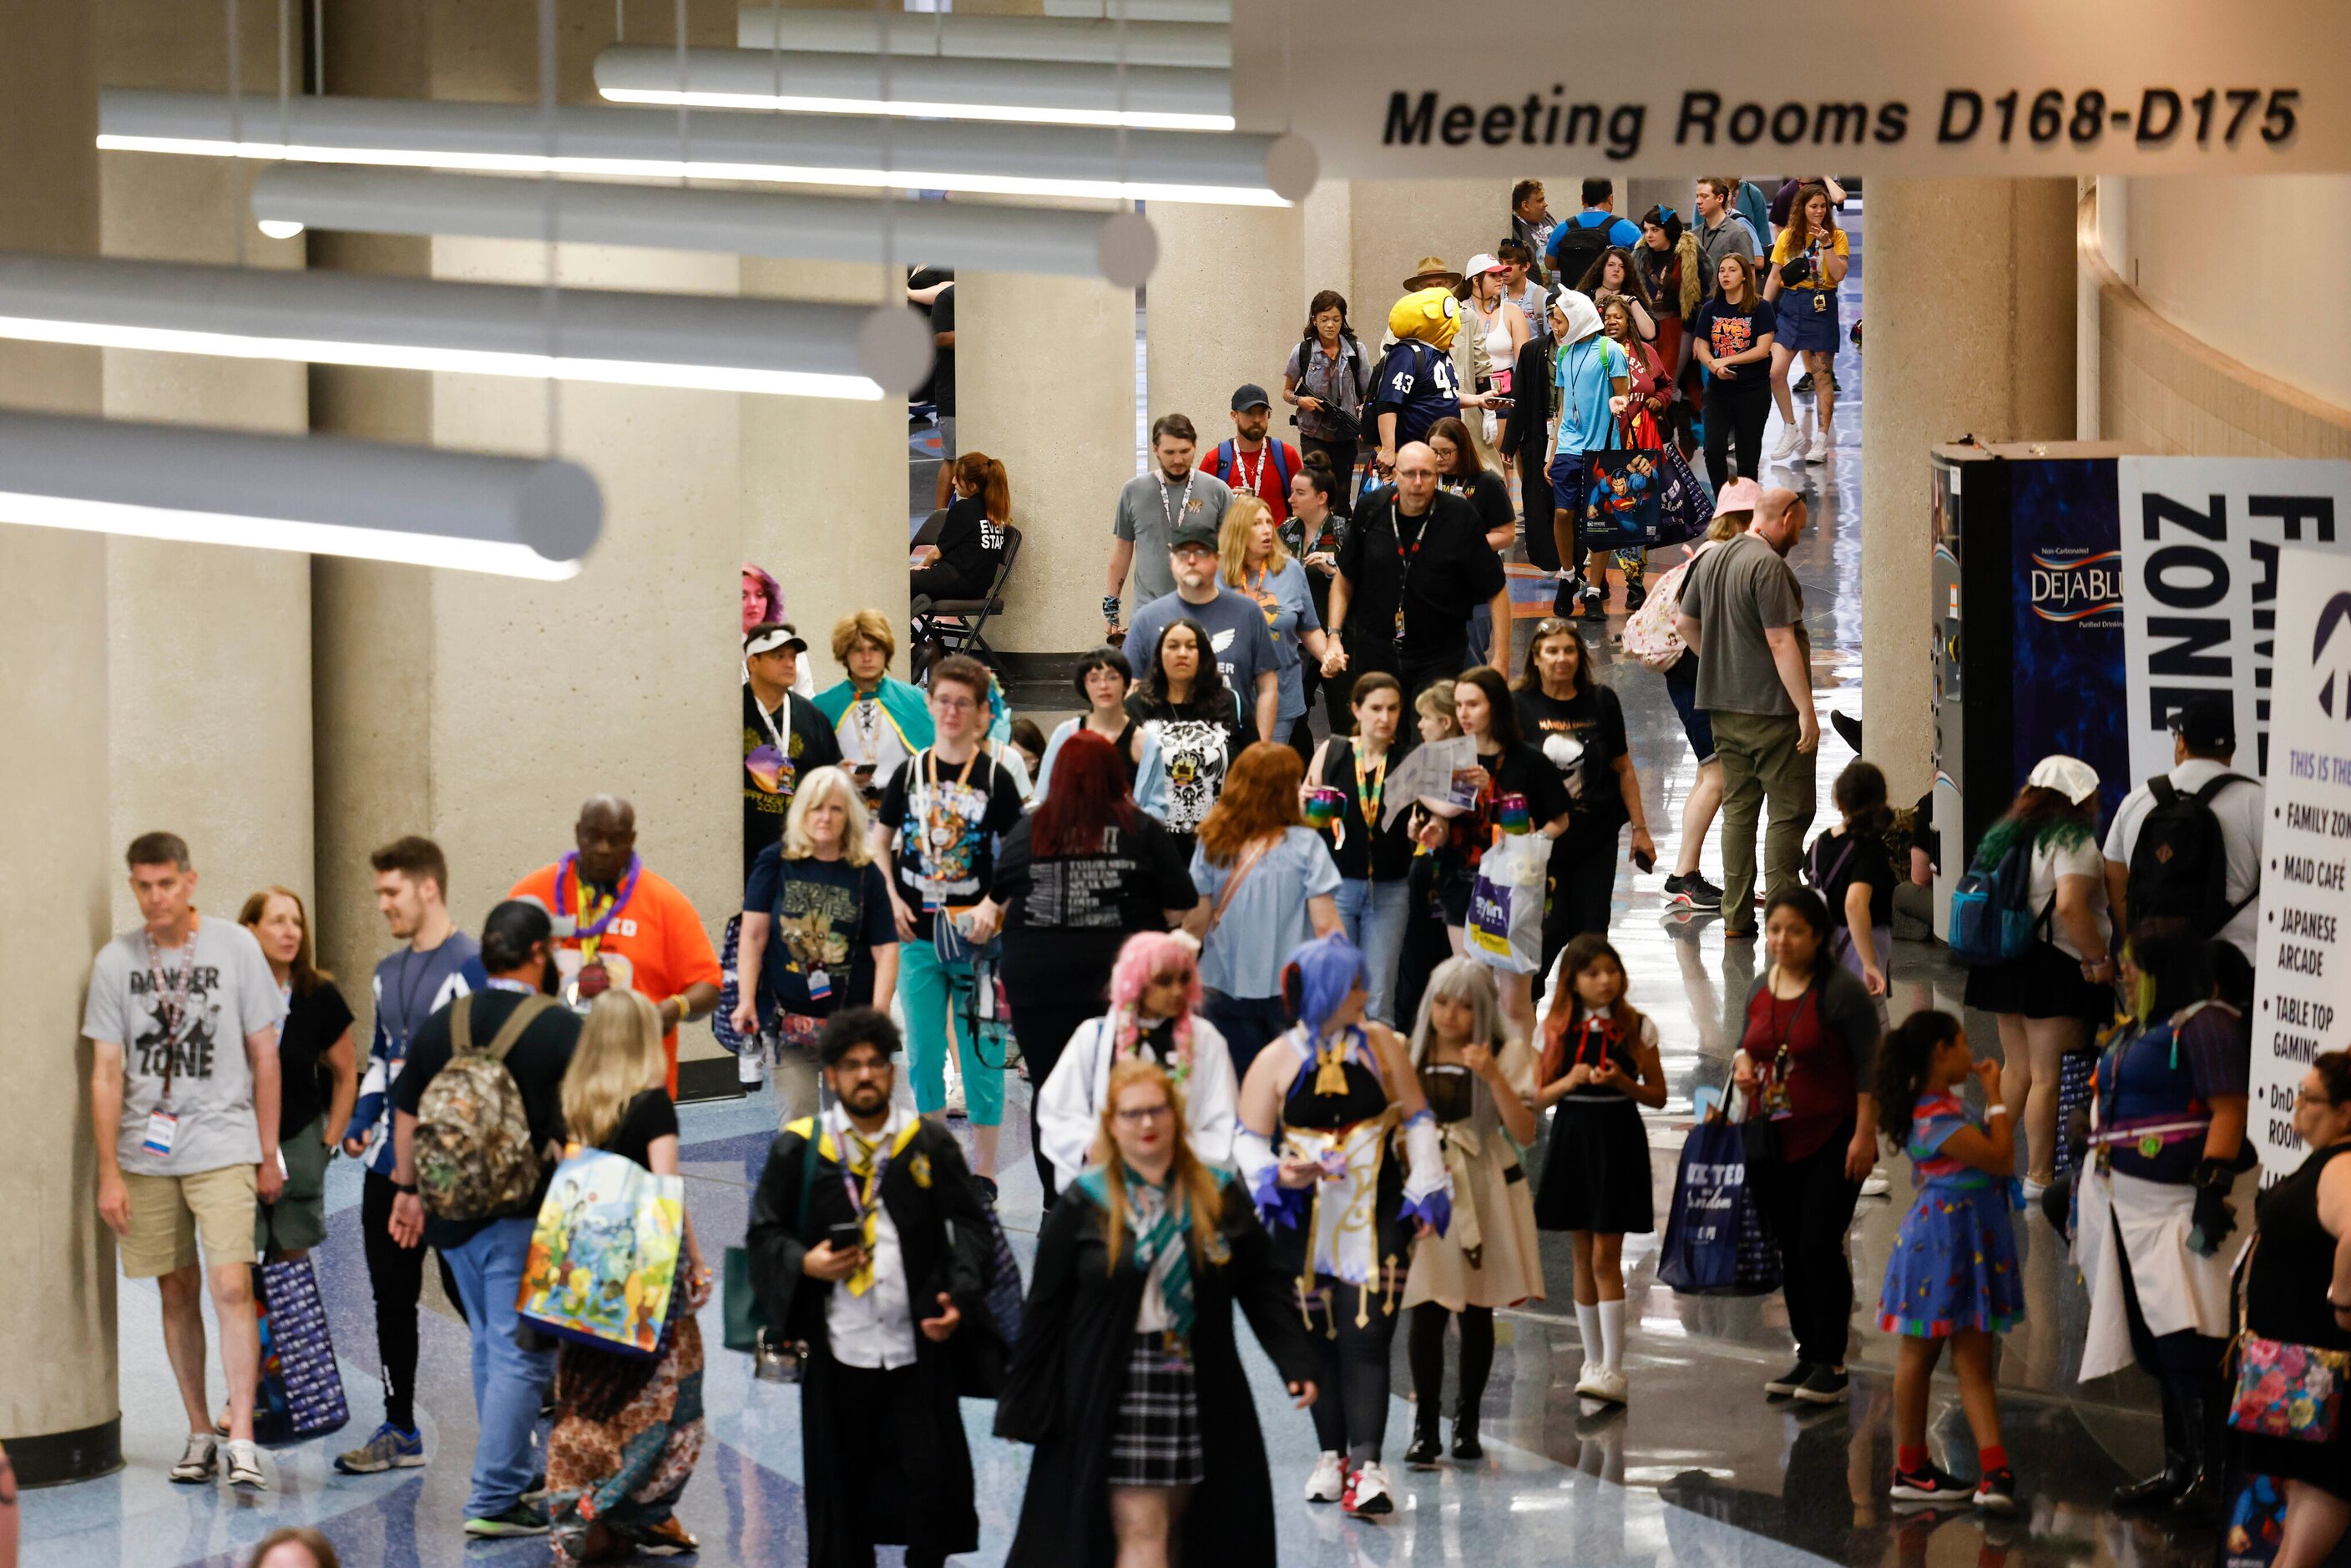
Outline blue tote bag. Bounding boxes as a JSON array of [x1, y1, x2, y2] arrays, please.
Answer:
[[1656, 1116, 1781, 1297]]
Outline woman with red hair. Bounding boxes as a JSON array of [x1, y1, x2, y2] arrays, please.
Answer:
[[1034, 931, 1238, 1199], [1184, 742, 1345, 1075], [995, 728, 1199, 1196]]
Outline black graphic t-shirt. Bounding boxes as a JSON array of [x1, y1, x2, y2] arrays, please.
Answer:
[[1514, 684, 1630, 834], [744, 685, 844, 882], [877, 748, 1029, 941], [83, 916, 283, 1175], [742, 848, 898, 1016], [993, 813, 1197, 935], [1128, 690, 1249, 837]]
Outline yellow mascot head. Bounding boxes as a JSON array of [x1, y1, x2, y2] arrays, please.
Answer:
[[1388, 287, 1460, 351]]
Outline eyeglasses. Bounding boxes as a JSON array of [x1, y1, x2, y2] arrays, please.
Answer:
[[1116, 1104, 1174, 1125], [932, 695, 978, 712]]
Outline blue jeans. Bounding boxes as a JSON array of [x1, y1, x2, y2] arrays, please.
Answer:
[[1201, 990, 1293, 1081], [440, 1216, 557, 1518], [901, 939, 1004, 1126], [1334, 878, 1412, 1025]]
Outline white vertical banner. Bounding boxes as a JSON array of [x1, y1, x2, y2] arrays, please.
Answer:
[[2117, 458, 2351, 790], [2248, 546, 2351, 1178]]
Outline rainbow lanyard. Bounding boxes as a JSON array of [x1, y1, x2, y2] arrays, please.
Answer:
[[1354, 748, 1387, 829]]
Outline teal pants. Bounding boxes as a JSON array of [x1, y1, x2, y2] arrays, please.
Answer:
[[899, 940, 1004, 1127]]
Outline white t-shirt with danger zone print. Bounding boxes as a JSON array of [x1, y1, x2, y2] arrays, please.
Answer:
[[83, 915, 281, 1174]]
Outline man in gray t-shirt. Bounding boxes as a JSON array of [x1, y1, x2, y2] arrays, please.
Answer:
[[1123, 518, 1282, 744], [1675, 490, 1819, 933], [1109, 414, 1233, 628], [83, 831, 286, 1486]]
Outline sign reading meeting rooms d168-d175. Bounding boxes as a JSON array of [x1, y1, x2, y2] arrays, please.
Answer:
[[1231, 0, 2351, 178]]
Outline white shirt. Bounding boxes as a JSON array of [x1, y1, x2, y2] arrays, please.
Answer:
[[822, 1105, 920, 1370], [1035, 1013, 1237, 1193], [2026, 832, 2111, 962], [2101, 756, 2266, 962]]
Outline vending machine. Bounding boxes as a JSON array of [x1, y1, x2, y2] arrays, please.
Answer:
[[1928, 443, 2127, 936]]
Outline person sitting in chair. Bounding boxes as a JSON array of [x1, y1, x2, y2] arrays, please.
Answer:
[[912, 453, 1010, 606]]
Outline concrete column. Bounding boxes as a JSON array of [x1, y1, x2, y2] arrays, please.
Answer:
[[1145, 203, 1305, 458], [1860, 178, 2076, 802], [1302, 180, 1353, 311], [0, 0, 121, 1485], [960, 269, 1136, 658], [741, 258, 912, 687], [99, 0, 315, 931]]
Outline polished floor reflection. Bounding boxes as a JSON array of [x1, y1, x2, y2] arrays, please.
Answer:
[[25, 204, 2218, 1568]]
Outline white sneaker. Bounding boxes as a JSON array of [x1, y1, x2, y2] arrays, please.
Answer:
[[736, 1050, 764, 1086], [1575, 1363, 1606, 1399], [1806, 427, 1832, 463], [944, 1080, 968, 1119], [1770, 423, 1803, 462], [224, 1438, 267, 1490], [169, 1433, 218, 1484], [1580, 1368, 1629, 1404], [1342, 1460, 1395, 1516], [1305, 1451, 1347, 1504], [1859, 1168, 1892, 1198]]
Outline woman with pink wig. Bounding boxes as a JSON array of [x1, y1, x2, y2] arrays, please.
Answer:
[[1034, 930, 1238, 1201]]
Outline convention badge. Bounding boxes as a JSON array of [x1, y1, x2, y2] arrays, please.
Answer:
[[548, 913, 579, 938], [1761, 1079, 1794, 1120], [910, 1151, 933, 1189], [144, 1109, 179, 1157], [1393, 606, 1407, 646], [574, 960, 611, 1000], [806, 968, 833, 1002]]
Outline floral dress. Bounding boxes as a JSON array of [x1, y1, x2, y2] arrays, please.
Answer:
[[1878, 1092, 2025, 1338]]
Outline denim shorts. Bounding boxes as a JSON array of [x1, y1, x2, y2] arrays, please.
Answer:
[[1663, 648, 1715, 764]]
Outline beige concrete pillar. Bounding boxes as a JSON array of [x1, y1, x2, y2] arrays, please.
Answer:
[[741, 258, 913, 687], [98, 0, 315, 932], [0, 0, 122, 1485], [1860, 178, 2076, 802], [961, 269, 1137, 656], [1302, 179, 1354, 321], [1145, 203, 1305, 459]]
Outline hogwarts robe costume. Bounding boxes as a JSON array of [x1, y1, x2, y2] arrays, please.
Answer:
[[995, 1171, 1317, 1568], [746, 1110, 1000, 1568]]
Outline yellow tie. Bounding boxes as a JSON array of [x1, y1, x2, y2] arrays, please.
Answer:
[[1312, 1041, 1350, 1097], [845, 1132, 882, 1297]]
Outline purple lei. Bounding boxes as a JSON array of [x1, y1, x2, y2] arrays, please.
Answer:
[[557, 851, 643, 938]]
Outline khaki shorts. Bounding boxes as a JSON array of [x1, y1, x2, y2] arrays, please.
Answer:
[[120, 1165, 258, 1278]]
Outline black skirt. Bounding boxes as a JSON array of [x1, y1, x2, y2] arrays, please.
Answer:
[[1535, 1096, 1654, 1234], [1961, 938, 2116, 1024], [1107, 1332, 1204, 1488]]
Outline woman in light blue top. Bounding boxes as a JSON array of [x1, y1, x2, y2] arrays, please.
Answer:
[[1219, 495, 1332, 762], [1186, 741, 1344, 1079]]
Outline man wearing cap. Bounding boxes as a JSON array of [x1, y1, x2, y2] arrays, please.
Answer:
[[1201, 383, 1302, 525], [1109, 412, 1233, 634], [1122, 516, 1282, 743], [2101, 695, 2265, 966], [741, 621, 844, 883]]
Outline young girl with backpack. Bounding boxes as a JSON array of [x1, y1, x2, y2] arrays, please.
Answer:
[[1531, 934, 1666, 1404], [1873, 1009, 2022, 1510], [1807, 760, 1898, 1000]]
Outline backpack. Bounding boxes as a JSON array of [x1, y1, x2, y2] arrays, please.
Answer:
[[414, 992, 556, 1221], [1550, 213, 1619, 291], [1947, 833, 2050, 968], [1211, 438, 1294, 498], [1805, 832, 1863, 963], [2126, 772, 2253, 937], [1623, 540, 1717, 671]]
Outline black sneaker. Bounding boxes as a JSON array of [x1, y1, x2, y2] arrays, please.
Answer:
[[973, 1175, 1000, 1207], [1974, 1466, 2018, 1512], [1662, 872, 1724, 912], [1552, 575, 1584, 617], [1793, 372, 1815, 396], [1403, 1424, 1443, 1469], [1889, 1461, 1969, 1502], [1580, 584, 1608, 623], [1623, 582, 1646, 614], [1829, 369, 1843, 393], [1794, 1365, 1849, 1405], [1763, 1361, 1813, 1398]]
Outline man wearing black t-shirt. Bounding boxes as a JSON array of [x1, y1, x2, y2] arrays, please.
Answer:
[[1326, 442, 1508, 700]]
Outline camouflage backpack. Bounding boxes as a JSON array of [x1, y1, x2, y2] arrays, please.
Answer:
[[415, 993, 555, 1221]]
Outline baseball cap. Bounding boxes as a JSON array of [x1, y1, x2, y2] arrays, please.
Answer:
[[2168, 694, 2237, 751], [1171, 518, 1221, 553], [744, 621, 807, 656], [1230, 382, 1272, 412], [1711, 478, 1762, 518], [2026, 754, 2101, 806]]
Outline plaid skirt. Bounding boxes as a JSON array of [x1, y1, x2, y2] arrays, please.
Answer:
[[1106, 1332, 1204, 1488]]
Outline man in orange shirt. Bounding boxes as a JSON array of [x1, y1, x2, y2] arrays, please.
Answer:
[[510, 795, 722, 1097]]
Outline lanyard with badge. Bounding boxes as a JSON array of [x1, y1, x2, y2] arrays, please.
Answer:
[[556, 850, 642, 1005], [1757, 973, 1816, 1120], [1156, 469, 1196, 542], [1389, 502, 1431, 646], [910, 746, 981, 913], [753, 690, 795, 757], [141, 927, 199, 1156]]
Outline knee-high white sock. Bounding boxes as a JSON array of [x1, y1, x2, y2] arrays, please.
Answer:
[[1598, 1299, 1627, 1373], [1575, 1302, 1600, 1371]]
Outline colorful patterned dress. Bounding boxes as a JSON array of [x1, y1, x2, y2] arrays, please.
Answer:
[[1878, 1092, 2025, 1338]]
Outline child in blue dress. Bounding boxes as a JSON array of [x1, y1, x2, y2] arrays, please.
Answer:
[[1874, 1009, 2025, 1511]]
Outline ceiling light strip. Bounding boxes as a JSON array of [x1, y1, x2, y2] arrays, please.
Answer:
[[735, 8, 1227, 69]]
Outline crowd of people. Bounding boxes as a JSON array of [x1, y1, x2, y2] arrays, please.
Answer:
[[80, 167, 2350, 1568]]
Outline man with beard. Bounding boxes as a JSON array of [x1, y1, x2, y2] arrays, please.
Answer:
[[1120, 518, 1282, 744], [1107, 413, 1234, 635], [1673, 487, 1820, 933], [1201, 383, 1301, 525], [747, 1008, 999, 1568], [510, 795, 721, 1098], [388, 900, 580, 1540], [1325, 441, 1508, 701]]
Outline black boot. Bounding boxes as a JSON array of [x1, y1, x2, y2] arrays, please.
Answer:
[[2165, 1384, 2224, 1524], [1451, 1410, 1484, 1462], [2111, 1385, 2190, 1508], [1403, 1410, 1443, 1469]]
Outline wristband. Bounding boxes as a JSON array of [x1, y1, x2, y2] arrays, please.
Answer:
[[392, 1181, 418, 1195], [1101, 594, 1121, 623], [1985, 1105, 2009, 1118]]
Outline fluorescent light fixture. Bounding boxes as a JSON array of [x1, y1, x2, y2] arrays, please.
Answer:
[[596, 45, 1233, 132], [256, 218, 306, 239], [100, 89, 1290, 206], [737, 8, 1227, 69], [0, 250, 896, 399], [0, 407, 602, 579], [251, 164, 1160, 284], [1042, 0, 1229, 19]]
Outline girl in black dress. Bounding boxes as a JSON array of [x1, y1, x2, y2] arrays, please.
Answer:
[[1532, 934, 1665, 1405]]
